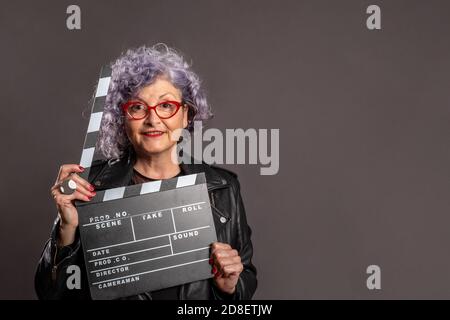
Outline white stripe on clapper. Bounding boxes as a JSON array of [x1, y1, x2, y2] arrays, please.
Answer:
[[176, 174, 197, 188], [140, 180, 162, 194], [95, 77, 111, 97], [103, 187, 126, 201], [79, 147, 95, 169], [87, 112, 103, 133]]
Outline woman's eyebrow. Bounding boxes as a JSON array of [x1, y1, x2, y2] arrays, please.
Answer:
[[133, 92, 178, 102], [132, 97, 146, 103], [159, 92, 177, 99]]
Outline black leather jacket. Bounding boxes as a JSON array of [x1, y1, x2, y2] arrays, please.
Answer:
[[35, 154, 257, 300]]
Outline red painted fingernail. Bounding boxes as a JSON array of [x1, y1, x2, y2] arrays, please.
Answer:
[[79, 165, 85, 171], [211, 266, 217, 274], [89, 185, 95, 191], [209, 258, 213, 265]]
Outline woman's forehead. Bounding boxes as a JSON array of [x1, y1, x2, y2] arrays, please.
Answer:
[[136, 77, 181, 100]]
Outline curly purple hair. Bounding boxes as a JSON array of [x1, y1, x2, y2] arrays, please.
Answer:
[[97, 43, 213, 159]]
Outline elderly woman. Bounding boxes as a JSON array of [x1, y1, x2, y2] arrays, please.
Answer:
[[35, 44, 257, 300]]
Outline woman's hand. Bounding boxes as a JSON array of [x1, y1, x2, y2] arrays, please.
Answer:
[[210, 242, 243, 295], [50, 164, 96, 246]]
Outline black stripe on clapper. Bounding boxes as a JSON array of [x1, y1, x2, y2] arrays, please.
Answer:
[[78, 66, 112, 182]]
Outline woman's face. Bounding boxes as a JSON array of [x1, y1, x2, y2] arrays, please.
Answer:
[[124, 76, 188, 158]]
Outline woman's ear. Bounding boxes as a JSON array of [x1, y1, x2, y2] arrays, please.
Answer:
[[182, 105, 189, 129]]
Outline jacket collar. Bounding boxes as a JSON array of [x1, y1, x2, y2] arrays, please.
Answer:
[[93, 150, 228, 192]]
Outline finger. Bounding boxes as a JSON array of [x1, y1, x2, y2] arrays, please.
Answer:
[[211, 249, 238, 264], [69, 173, 96, 195], [54, 189, 94, 205], [220, 263, 244, 277], [55, 173, 96, 198], [51, 183, 74, 200], [211, 242, 233, 257], [55, 164, 85, 184], [211, 242, 232, 251], [216, 256, 242, 270], [70, 190, 94, 202], [211, 249, 238, 260], [50, 184, 61, 199], [55, 178, 92, 198]]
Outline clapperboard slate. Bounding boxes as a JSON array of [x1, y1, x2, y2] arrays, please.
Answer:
[[75, 66, 217, 300]]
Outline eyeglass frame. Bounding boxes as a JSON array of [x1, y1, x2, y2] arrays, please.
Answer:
[[121, 99, 187, 120]]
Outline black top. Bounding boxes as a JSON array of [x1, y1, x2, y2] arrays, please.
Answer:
[[130, 167, 184, 300]]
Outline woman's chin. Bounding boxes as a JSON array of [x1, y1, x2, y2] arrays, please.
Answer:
[[140, 144, 173, 157]]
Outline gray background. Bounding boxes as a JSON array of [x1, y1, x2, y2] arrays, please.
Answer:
[[0, 0, 449, 299]]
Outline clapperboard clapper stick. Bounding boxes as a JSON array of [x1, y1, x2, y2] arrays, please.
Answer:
[[74, 66, 217, 300]]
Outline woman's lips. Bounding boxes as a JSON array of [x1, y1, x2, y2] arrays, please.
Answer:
[[142, 131, 165, 138]]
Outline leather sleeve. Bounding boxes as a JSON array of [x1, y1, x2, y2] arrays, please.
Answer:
[[34, 218, 91, 299], [212, 177, 258, 300], [34, 161, 109, 299]]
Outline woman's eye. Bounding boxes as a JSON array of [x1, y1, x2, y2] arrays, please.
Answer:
[[131, 104, 145, 111], [160, 103, 174, 109]]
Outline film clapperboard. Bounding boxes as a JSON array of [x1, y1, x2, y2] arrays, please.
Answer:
[[75, 66, 217, 300]]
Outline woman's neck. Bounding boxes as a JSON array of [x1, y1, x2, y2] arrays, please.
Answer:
[[133, 149, 181, 180]]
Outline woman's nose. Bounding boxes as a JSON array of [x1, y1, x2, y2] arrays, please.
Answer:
[[144, 108, 161, 125]]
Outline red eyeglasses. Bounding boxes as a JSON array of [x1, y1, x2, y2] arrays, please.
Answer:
[[122, 100, 184, 120]]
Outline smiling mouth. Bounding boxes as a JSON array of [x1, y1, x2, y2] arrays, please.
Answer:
[[142, 131, 165, 137]]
